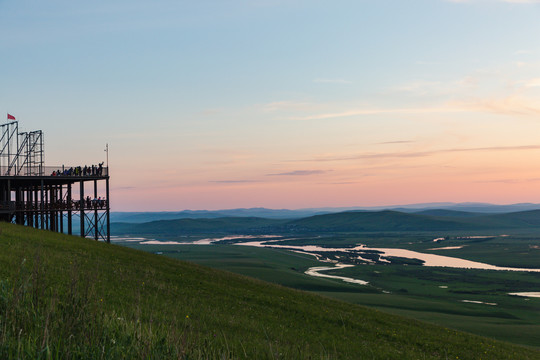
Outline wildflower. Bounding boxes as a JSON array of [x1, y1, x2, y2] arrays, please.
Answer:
[[186, 315, 189, 319]]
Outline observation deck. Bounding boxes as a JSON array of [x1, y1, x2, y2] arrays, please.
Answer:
[[0, 120, 111, 242]]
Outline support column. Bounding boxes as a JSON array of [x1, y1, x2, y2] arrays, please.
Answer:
[[45, 185, 49, 230], [106, 177, 110, 243], [49, 185, 55, 231], [80, 180, 84, 238], [14, 187, 19, 224], [94, 180, 98, 240], [67, 183, 72, 235], [7, 179, 11, 223], [40, 180, 44, 229], [34, 186, 39, 228], [15, 187, 22, 225], [27, 188, 33, 227], [59, 185, 64, 234]]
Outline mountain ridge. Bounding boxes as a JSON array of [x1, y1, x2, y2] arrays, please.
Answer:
[[112, 209, 540, 235], [111, 202, 540, 223]]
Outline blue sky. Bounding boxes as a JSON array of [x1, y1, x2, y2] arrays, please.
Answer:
[[1, 0, 540, 210]]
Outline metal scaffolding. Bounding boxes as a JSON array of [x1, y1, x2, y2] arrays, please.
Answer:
[[0, 121, 19, 175], [0, 120, 110, 243]]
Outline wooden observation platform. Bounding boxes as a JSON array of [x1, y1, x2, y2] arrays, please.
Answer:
[[0, 119, 110, 242]]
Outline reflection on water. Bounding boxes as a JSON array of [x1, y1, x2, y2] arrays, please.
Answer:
[[508, 292, 540, 298], [190, 235, 282, 245], [113, 235, 540, 272], [110, 236, 158, 243], [461, 300, 497, 306], [112, 235, 282, 245], [236, 241, 540, 273], [141, 240, 185, 245], [112, 235, 540, 289], [360, 247, 540, 272], [427, 246, 465, 250], [305, 264, 369, 285]]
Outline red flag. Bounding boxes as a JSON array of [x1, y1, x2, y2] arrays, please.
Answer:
[[7, 114, 15, 120]]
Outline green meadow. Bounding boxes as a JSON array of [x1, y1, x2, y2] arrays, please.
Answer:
[[125, 231, 540, 349], [1, 223, 539, 359]]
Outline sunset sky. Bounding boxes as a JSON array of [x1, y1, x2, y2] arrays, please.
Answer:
[[1, 0, 540, 211]]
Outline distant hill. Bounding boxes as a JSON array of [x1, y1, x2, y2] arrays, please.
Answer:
[[110, 208, 326, 223], [112, 216, 286, 235], [412, 209, 486, 218], [112, 209, 540, 235], [360, 202, 540, 213], [486, 210, 540, 227], [111, 202, 540, 223], [0, 223, 537, 359], [441, 202, 540, 213], [286, 210, 480, 232], [288, 209, 540, 232]]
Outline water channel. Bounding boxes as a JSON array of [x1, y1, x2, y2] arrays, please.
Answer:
[[112, 235, 540, 296]]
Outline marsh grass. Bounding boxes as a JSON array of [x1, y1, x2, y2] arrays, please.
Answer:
[[0, 223, 539, 359]]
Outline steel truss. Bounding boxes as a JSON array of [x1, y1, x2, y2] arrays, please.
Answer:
[[0, 121, 44, 176], [2, 178, 110, 243], [0, 120, 110, 243]]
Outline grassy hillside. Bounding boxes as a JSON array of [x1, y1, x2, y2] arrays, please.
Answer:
[[130, 238, 540, 348], [1, 224, 539, 359]]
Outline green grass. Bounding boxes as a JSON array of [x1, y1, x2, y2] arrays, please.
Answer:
[[145, 244, 377, 293], [136, 239, 540, 349], [326, 264, 540, 347], [1, 223, 539, 359]]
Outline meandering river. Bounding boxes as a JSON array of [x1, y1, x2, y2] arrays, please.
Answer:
[[112, 235, 540, 290], [234, 240, 540, 273]]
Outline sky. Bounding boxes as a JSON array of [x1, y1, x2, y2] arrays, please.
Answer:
[[1, 0, 540, 211]]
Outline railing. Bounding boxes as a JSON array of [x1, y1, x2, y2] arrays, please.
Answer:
[[0, 166, 109, 177], [0, 199, 109, 211]]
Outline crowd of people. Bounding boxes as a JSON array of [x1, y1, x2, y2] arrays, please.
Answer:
[[59, 197, 107, 210], [11, 197, 108, 211], [50, 162, 105, 177], [82, 196, 106, 210]]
